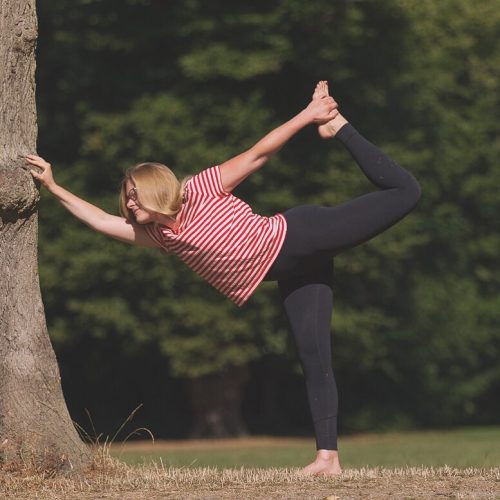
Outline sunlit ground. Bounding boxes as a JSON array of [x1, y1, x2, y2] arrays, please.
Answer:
[[2, 429, 499, 499]]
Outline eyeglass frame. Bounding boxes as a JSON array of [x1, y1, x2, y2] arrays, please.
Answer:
[[127, 187, 138, 202]]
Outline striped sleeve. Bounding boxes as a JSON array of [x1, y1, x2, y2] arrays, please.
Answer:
[[189, 165, 229, 198]]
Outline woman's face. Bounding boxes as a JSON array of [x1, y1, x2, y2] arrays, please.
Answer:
[[125, 179, 156, 224]]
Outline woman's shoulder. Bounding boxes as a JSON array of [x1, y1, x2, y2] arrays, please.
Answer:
[[187, 165, 228, 198]]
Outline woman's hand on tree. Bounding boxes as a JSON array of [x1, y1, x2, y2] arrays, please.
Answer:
[[27, 155, 57, 190]]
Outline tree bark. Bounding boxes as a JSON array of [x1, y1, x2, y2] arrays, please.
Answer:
[[0, 0, 90, 473]]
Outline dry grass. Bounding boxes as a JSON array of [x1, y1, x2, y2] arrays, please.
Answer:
[[1, 448, 499, 500]]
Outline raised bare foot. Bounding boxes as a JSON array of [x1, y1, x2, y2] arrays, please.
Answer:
[[312, 80, 329, 101], [316, 81, 348, 139], [298, 449, 342, 476]]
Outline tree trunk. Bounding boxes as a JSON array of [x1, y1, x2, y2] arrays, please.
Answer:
[[188, 366, 250, 438], [0, 0, 90, 473]]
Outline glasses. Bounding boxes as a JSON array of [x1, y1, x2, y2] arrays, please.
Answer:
[[127, 187, 138, 202]]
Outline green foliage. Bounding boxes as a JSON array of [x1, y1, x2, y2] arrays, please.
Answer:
[[36, 0, 500, 434]]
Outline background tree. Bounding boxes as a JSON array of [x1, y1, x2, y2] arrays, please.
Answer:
[[0, 0, 89, 472], [33, 0, 500, 439]]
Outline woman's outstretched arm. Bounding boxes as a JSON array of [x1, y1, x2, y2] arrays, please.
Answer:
[[27, 155, 159, 248], [219, 90, 338, 192]]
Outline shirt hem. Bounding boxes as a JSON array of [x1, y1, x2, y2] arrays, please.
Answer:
[[230, 213, 288, 307]]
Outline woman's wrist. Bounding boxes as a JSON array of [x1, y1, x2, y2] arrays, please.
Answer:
[[46, 181, 61, 196], [296, 107, 315, 126]]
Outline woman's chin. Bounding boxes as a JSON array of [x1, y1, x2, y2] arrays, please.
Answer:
[[134, 214, 151, 224]]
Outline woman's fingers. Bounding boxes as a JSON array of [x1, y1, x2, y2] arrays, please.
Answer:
[[320, 96, 337, 112], [323, 103, 337, 116], [27, 156, 56, 188], [26, 154, 45, 162], [321, 95, 339, 109], [329, 109, 339, 119], [25, 155, 53, 187], [25, 155, 51, 170], [26, 158, 48, 165]]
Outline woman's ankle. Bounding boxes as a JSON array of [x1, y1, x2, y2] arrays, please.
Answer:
[[318, 114, 349, 139], [316, 449, 339, 460]]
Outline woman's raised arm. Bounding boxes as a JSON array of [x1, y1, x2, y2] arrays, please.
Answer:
[[27, 155, 159, 248], [219, 84, 338, 192]]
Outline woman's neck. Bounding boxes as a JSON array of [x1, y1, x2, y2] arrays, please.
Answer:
[[153, 213, 177, 228]]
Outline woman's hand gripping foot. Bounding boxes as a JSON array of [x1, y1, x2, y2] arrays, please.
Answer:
[[313, 81, 349, 139], [303, 83, 338, 125]]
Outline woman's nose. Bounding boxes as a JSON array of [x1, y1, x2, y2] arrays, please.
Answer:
[[126, 198, 136, 209]]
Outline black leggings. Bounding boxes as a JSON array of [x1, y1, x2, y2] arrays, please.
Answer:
[[264, 123, 421, 450]]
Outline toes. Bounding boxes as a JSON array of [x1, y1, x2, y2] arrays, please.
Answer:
[[313, 81, 323, 99], [314, 80, 333, 100]]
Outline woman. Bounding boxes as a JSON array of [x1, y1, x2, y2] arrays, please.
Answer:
[[28, 81, 421, 475]]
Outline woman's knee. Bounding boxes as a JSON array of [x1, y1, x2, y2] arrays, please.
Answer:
[[404, 175, 422, 211], [299, 348, 334, 378]]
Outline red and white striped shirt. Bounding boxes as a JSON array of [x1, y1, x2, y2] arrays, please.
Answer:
[[145, 165, 287, 306]]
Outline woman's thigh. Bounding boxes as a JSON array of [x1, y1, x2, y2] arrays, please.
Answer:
[[282, 191, 412, 259]]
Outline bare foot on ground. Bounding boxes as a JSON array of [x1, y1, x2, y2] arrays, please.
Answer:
[[298, 449, 342, 476], [314, 81, 348, 139]]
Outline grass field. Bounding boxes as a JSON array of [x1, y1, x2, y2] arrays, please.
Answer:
[[2, 427, 499, 499], [112, 426, 500, 469]]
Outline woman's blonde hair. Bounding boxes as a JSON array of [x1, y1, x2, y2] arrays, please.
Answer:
[[119, 162, 191, 220]]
